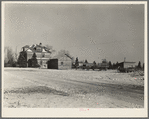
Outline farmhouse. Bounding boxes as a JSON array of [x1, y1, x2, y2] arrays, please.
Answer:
[[18, 43, 51, 68]]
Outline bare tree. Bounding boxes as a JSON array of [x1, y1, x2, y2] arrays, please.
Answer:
[[54, 50, 71, 59], [43, 45, 55, 58], [45, 45, 55, 52], [14, 52, 18, 62], [4, 47, 8, 64], [4, 46, 15, 66]]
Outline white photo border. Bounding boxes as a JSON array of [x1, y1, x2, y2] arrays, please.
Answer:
[[1, 1, 148, 117]]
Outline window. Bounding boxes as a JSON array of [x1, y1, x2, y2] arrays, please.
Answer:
[[36, 47, 41, 52], [61, 62, 63, 65]]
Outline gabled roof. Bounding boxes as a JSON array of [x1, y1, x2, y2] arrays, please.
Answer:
[[22, 44, 51, 53], [53, 53, 72, 60], [42, 48, 46, 52], [36, 44, 43, 47], [65, 54, 72, 59], [26, 48, 32, 52]]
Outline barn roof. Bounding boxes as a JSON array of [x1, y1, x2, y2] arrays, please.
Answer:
[[65, 54, 73, 59]]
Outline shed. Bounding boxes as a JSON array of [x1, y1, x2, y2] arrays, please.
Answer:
[[118, 61, 136, 68]]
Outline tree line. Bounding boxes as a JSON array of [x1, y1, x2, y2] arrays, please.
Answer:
[[4, 47, 17, 67], [4, 46, 144, 70], [73, 57, 144, 70]]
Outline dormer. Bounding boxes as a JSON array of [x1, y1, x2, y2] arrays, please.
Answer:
[[36, 46, 42, 52]]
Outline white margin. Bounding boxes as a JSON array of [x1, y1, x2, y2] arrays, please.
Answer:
[[1, 1, 148, 118], [1, 1, 148, 4], [144, 1, 148, 114], [1, 1, 5, 113]]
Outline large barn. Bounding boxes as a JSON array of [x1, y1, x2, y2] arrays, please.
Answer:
[[18, 43, 51, 68], [48, 54, 72, 70]]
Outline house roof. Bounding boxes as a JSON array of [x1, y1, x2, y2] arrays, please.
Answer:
[[22, 45, 30, 48], [22, 44, 51, 53], [26, 48, 32, 52]]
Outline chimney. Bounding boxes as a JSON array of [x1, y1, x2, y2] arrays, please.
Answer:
[[39, 43, 42, 46]]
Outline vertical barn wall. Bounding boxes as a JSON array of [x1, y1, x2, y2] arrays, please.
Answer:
[[58, 56, 72, 70], [58, 60, 72, 70]]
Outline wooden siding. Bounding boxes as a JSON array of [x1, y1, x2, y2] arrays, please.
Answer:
[[124, 62, 136, 68], [58, 60, 72, 70]]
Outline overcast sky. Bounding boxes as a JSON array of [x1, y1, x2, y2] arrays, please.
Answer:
[[4, 3, 145, 64]]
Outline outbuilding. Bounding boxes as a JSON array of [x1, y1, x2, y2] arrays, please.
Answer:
[[118, 61, 136, 68], [48, 54, 72, 70]]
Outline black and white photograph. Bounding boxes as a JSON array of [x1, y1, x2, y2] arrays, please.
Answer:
[[2, 1, 148, 117]]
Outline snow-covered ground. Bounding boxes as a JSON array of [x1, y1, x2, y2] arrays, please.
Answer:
[[3, 68, 144, 108]]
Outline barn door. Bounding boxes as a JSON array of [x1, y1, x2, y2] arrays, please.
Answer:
[[48, 59, 58, 69]]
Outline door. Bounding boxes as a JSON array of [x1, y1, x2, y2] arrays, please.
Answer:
[[47, 59, 58, 69]]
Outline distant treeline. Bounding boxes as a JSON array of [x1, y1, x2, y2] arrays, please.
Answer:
[[4, 46, 144, 71], [72, 57, 144, 71]]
